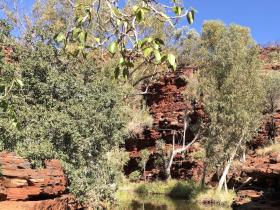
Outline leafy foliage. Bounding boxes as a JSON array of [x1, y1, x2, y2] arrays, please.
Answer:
[[128, 170, 141, 182], [193, 21, 265, 170], [139, 149, 150, 180], [263, 72, 280, 113], [0, 39, 131, 206], [51, 0, 195, 76]]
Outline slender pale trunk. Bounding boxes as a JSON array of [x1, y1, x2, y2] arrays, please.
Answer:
[[165, 130, 201, 180], [218, 132, 245, 191], [165, 152, 175, 180], [183, 117, 187, 148], [217, 160, 232, 191], [224, 177, 228, 193], [173, 131, 175, 151]]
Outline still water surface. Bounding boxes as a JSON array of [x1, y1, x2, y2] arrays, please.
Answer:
[[116, 192, 232, 210]]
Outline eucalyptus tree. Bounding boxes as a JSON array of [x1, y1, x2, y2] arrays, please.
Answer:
[[196, 21, 265, 191]]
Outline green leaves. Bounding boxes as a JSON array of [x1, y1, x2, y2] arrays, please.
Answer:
[[78, 31, 87, 45], [187, 9, 195, 25], [54, 32, 66, 43], [84, 6, 92, 21], [72, 27, 81, 38], [143, 47, 153, 57], [154, 50, 161, 62], [136, 9, 145, 22], [134, 7, 149, 22], [53, 1, 193, 77], [154, 38, 164, 46], [108, 42, 118, 54], [172, 6, 182, 15], [16, 79, 23, 87], [167, 54, 176, 70]]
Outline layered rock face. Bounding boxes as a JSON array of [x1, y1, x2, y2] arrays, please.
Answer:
[[234, 153, 280, 209], [126, 67, 195, 153], [251, 112, 280, 148], [0, 151, 82, 210], [125, 67, 205, 180], [261, 46, 280, 71]]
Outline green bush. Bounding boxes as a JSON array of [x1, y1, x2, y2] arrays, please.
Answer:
[[135, 180, 200, 199], [191, 149, 206, 160], [168, 182, 196, 199], [136, 184, 150, 194], [0, 41, 130, 206], [129, 171, 141, 182]]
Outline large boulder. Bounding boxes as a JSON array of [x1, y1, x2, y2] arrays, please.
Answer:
[[0, 151, 82, 210]]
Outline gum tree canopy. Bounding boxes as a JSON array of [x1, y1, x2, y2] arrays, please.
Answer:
[[53, 0, 195, 71], [197, 21, 265, 191]]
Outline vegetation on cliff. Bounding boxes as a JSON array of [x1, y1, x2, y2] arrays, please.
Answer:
[[0, 1, 280, 209], [0, 0, 195, 207]]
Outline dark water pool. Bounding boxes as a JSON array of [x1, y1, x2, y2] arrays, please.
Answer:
[[116, 192, 232, 210]]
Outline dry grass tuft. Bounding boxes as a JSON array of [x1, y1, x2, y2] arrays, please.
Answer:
[[256, 143, 280, 156]]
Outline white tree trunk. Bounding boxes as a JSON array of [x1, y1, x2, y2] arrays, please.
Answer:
[[243, 148, 246, 163], [217, 160, 232, 191], [218, 132, 245, 191], [165, 130, 201, 179], [224, 177, 228, 193], [183, 117, 187, 148]]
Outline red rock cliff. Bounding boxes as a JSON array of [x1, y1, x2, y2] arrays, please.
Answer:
[[0, 151, 82, 210]]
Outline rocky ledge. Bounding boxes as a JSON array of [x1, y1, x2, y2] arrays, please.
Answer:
[[0, 151, 82, 210], [234, 152, 280, 210]]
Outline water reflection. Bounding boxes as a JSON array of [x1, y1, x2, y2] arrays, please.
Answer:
[[116, 192, 232, 210]]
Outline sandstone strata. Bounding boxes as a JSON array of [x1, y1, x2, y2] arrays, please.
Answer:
[[125, 67, 204, 180], [234, 153, 280, 210], [260, 45, 280, 71], [251, 112, 280, 148], [0, 151, 82, 210]]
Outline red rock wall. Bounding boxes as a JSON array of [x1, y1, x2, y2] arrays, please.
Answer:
[[125, 64, 280, 181], [125, 67, 204, 180], [125, 67, 202, 153], [0, 151, 82, 210], [260, 45, 280, 71], [251, 112, 280, 148]]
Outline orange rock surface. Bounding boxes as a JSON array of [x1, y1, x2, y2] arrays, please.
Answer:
[[0, 151, 82, 210]]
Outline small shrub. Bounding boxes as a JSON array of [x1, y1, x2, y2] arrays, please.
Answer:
[[256, 143, 280, 156], [168, 182, 193, 199], [129, 171, 141, 182], [136, 184, 149, 194], [191, 149, 206, 160], [135, 180, 200, 199]]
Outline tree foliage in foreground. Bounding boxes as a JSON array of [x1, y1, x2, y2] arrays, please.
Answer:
[[51, 0, 195, 70], [0, 32, 133, 207]]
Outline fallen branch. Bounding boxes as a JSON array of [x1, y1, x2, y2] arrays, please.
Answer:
[[235, 177, 254, 192]]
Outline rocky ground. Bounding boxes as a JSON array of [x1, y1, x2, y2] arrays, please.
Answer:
[[233, 152, 280, 209]]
